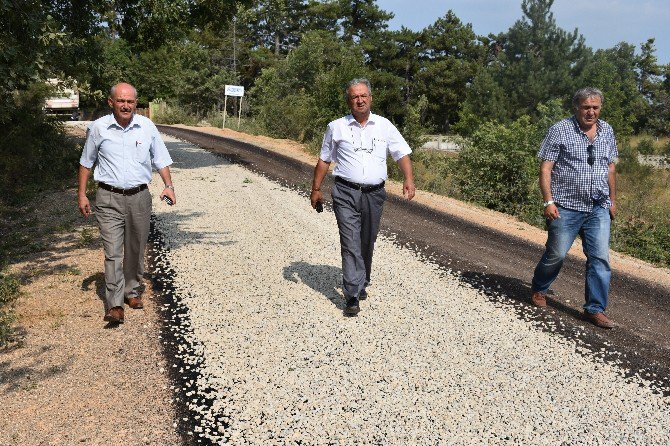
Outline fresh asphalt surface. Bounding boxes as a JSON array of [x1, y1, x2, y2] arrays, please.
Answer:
[[157, 125, 670, 393]]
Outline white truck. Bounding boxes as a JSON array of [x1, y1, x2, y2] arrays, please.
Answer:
[[44, 79, 80, 120]]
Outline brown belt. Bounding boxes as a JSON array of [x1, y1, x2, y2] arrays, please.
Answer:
[[98, 182, 148, 196], [335, 176, 385, 193]]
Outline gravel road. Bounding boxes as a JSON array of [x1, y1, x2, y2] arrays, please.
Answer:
[[149, 136, 670, 445]]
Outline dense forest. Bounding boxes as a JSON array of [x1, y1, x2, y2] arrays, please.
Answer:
[[4, 0, 670, 136], [2, 0, 670, 269]]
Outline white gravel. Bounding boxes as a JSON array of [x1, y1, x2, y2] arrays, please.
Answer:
[[151, 136, 670, 445]]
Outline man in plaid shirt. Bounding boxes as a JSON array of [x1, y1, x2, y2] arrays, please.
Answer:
[[530, 87, 618, 329]]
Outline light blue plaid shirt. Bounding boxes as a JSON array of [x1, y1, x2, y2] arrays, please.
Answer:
[[538, 116, 617, 212], [80, 114, 173, 189]]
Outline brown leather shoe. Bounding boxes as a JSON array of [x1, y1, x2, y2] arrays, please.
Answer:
[[531, 291, 547, 307], [104, 306, 125, 323], [125, 296, 144, 309], [584, 311, 614, 329]]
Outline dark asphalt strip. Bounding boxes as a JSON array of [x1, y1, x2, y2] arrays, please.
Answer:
[[156, 125, 670, 396]]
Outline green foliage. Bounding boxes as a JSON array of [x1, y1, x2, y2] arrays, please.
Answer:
[[452, 116, 542, 220], [612, 164, 670, 267], [402, 95, 429, 151], [408, 150, 458, 197], [612, 214, 670, 267], [578, 44, 639, 138], [415, 12, 487, 132], [0, 84, 80, 205], [251, 31, 368, 141], [0, 271, 20, 346], [153, 103, 200, 125], [458, 0, 589, 132], [635, 137, 656, 155]]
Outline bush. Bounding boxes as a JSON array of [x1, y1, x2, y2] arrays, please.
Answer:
[[612, 215, 670, 267], [635, 136, 656, 155], [0, 272, 19, 346], [0, 83, 80, 205], [452, 116, 542, 221], [153, 103, 200, 125]]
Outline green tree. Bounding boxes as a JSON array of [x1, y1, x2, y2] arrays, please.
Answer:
[[458, 0, 589, 131], [364, 27, 422, 125], [416, 11, 486, 132], [578, 44, 641, 139], [251, 31, 368, 142], [337, 0, 393, 44]]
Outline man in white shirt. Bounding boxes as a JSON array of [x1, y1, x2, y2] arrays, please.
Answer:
[[310, 78, 416, 315], [78, 82, 176, 324]]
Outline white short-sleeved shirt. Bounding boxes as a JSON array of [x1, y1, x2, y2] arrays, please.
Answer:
[[320, 113, 412, 185], [80, 113, 173, 189]]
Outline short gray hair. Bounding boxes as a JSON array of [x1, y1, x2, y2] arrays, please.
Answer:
[[110, 83, 138, 99], [572, 87, 604, 110], [345, 78, 372, 100]]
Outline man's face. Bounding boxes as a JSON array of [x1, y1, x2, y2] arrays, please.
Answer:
[[108, 84, 137, 127], [347, 84, 372, 120], [576, 96, 602, 130]]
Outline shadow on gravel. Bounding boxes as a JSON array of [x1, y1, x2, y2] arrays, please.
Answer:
[[0, 344, 73, 394], [81, 272, 105, 301], [282, 261, 344, 309], [153, 210, 236, 251], [165, 141, 230, 170]]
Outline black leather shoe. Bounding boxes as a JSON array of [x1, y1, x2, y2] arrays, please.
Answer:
[[359, 289, 368, 301], [344, 297, 360, 316]]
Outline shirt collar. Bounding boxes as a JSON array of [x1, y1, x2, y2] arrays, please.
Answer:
[[570, 115, 602, 136], [346, 112, 377, 127], [105, 113, 141, 130]]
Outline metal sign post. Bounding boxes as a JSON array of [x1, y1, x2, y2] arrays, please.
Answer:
[[223, 85, 244, 130]]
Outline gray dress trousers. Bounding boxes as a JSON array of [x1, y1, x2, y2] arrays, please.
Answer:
[[331, 182, 386, 299], [95, 187, 152, 310]]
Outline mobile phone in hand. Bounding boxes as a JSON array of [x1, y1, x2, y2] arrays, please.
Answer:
[[163, 196, 174, 206], [315, 201, 323, 213]]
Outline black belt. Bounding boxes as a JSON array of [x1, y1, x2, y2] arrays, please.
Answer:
[[98, 182, 148, 196], [335, 177, 385, 193]]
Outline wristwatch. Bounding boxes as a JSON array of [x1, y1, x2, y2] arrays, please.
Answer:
[[543, 200, 555, 208]]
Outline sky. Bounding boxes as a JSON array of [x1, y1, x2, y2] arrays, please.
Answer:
[[376, 0, 670, 65]]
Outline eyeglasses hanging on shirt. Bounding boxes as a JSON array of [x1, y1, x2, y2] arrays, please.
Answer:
[[350, 126, 374, 154]]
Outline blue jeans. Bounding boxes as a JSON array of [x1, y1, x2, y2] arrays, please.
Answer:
[[531, 205, 611, 313]]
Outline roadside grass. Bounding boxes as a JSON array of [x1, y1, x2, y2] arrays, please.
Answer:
[[630, 134, 670, 155], [0, 97, 85, 345], [612, 160, 670, 266]]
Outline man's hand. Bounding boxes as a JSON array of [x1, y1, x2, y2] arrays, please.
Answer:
[[160, 186, 177, 205], [78, 195, 91, 217], [310, 189, 323, 209], [609, 202, 617, 220], [403, 179, 416, 200], [544, 203, 560, 221], [396, 155, 415, 200]]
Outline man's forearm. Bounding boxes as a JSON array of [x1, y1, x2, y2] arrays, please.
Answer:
[[608, 164, 616, 202], [396, 155, 414, 182], [539, 161, 554, 201], [158, 166, 173, 187], [78, 165, 91, 197], [312, 159, 330, 191]]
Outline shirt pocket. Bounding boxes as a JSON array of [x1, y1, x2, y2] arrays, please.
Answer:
[[133, 135, 152, 164], [372, 137, 388, 160]]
